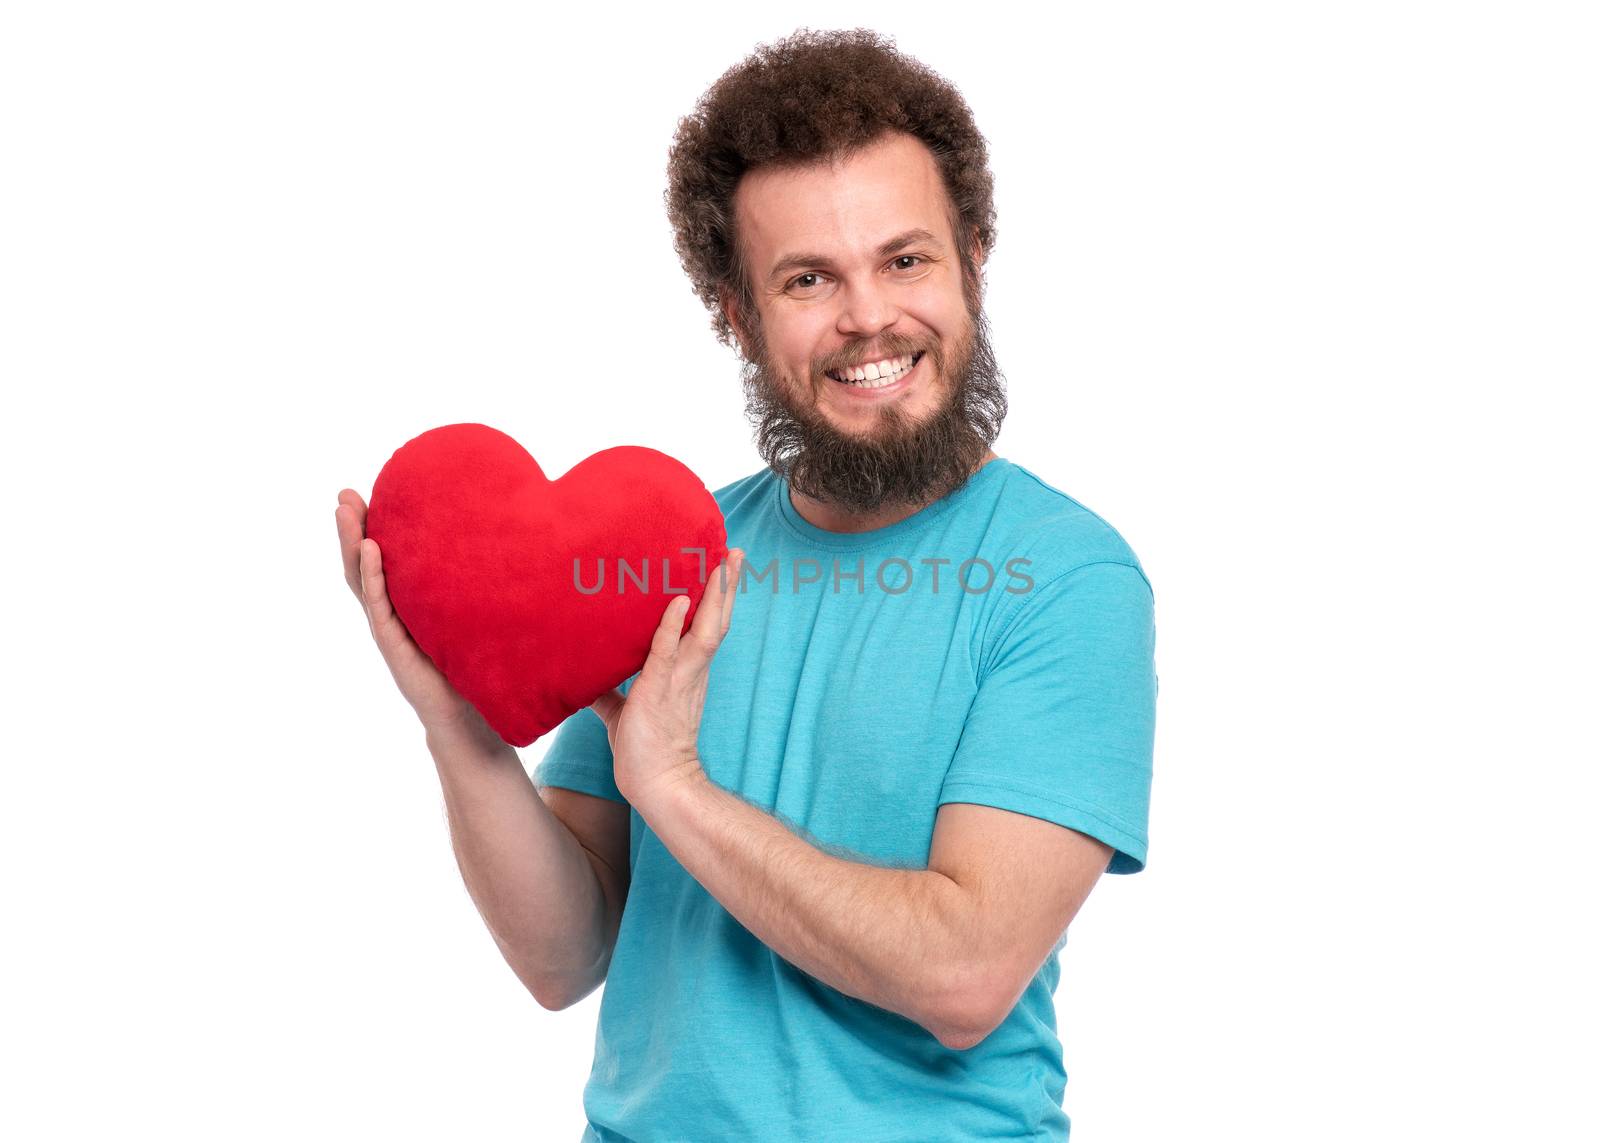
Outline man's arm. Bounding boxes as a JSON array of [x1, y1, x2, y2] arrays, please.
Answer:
[[633, 770, 1110, 1051], [427, 710, 621, 1011], [335, 488, 619, 1009], [592, 553, 1131, 1051]]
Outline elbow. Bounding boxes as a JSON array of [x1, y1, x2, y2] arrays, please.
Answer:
[[932, 1001, 1001, 1052], [526, 969, 575, 1011], [532, 971, 603, 1012], [522, 946, 612, 1012], [934, 1005, 992, 1050], [926, 964, 1008, 1052], [934, 1026, 985, 1053], [532, 981, 572, 1012]]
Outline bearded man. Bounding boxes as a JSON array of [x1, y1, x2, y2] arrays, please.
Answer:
[[336, 27, 1158, 1143]]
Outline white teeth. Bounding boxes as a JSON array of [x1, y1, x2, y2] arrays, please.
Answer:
[[831, 353, 919, 387]]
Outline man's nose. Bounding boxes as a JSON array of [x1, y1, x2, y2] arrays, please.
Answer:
[[834, 275, 902, 338]]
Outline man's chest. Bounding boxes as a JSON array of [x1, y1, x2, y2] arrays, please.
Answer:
[[693, 584, 987, 861]]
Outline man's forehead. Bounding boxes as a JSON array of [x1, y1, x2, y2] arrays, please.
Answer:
[[734, 136, 954, 272]]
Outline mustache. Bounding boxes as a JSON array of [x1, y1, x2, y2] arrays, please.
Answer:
[[818, 333, 928, 376]]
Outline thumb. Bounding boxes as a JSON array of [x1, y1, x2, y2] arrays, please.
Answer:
[[589, 686, 625, 730]]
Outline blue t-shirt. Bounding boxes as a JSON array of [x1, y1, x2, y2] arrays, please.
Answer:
[[532, 455, 1158, 1142]]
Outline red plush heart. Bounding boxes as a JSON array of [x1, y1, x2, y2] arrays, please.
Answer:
[[366, 423, 728, 747]]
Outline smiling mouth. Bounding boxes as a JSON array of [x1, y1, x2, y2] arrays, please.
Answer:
[[825, 351, 924, 389]]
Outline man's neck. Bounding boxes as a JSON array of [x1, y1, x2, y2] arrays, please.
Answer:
[[787, 449, 999, 534]]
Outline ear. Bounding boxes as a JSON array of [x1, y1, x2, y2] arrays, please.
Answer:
[[720, 285, 752, 353]]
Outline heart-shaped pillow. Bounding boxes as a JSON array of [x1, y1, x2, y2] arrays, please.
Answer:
[[366, 423, 728, 746]]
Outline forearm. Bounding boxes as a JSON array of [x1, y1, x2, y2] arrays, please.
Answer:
[[425, 718, 610, 1006], [635, 768, 986, 1045]]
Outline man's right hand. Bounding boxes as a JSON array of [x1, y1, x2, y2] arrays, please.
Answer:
[[334, 487, 496, 740]]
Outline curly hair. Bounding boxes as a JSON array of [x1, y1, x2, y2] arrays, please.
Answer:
[[665, 27, 999, 351]]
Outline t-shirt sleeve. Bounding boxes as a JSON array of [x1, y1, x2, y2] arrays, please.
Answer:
[[939, 560, 1158, 874], [530, 703, 626, 804]]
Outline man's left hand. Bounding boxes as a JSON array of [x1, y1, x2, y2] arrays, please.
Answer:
[[590, 549, 744, 811]]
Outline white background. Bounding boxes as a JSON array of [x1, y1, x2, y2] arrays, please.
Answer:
[[3, 3, 1595, 1140]]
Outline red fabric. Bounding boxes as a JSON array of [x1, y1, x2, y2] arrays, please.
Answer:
[[366, 423, 728, 747]]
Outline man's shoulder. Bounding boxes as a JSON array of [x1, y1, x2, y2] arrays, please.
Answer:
[[987, 459, 1151, 591], [708, 466, 776, 514]]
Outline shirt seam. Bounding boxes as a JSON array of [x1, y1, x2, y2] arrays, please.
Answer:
[[1006, 463, 1146, 558], [980, 559, 1152, 681], [533, 760, 622, 794], [937, 777, 1147, 845]]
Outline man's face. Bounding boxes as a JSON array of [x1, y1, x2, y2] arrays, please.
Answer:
[[724, 130, 1005, 514]]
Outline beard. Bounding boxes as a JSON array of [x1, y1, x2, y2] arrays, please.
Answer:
[[738, 297, 1008, 515]]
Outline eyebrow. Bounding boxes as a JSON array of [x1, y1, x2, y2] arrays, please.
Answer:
[[766, 227, 942, 285]]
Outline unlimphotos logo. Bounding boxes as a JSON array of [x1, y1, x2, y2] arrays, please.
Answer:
[[573, 549, 1035, 596]]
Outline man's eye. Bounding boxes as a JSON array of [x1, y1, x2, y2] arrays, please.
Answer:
[[788, 260, 921, 291]]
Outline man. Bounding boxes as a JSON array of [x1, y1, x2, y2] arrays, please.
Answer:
[[335, 28, 1156, 1142]]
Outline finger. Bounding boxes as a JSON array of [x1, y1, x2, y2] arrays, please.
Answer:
[[334, 502, 365, 597], [358, 537, 399, 632], [704, 550, 739, 646], [684, 552, 737, 661], [718, 550, 743, 639], [643, 594, 690, 676], [338, 487, 368, 520]]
